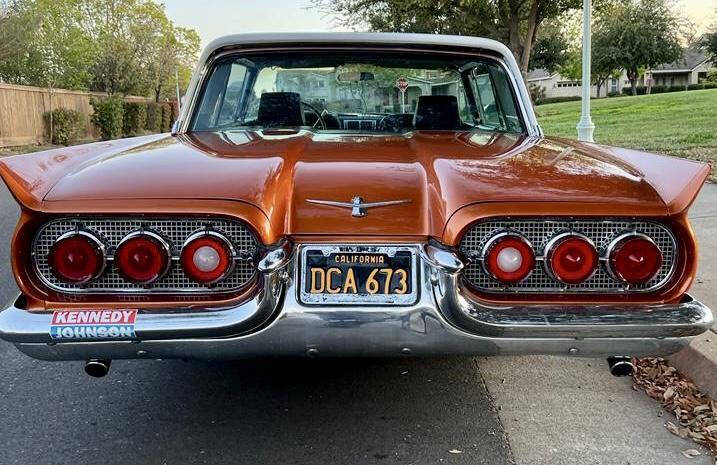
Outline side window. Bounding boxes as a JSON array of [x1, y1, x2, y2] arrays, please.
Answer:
[[215, 63, 248, 125], [472, 73, 502, 128], [470, 62, 525, 133]]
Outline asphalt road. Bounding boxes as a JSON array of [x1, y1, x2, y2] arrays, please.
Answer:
[[0, 182, 511, 465]]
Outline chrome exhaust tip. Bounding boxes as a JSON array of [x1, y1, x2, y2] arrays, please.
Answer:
[[607, 356, 634, 377], [84, 359, 111, 378]]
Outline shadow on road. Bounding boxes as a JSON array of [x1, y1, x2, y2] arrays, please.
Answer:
[[0, 355, 510, 465]]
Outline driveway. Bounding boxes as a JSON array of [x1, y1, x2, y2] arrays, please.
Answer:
[[0, 182, 714, 465]]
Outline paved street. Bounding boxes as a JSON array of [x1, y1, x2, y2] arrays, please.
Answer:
[[0, 182, 715, 465]]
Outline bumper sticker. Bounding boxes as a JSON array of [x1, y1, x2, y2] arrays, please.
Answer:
[[50, 310, 138, 340]]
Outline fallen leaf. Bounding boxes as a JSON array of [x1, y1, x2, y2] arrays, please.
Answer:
[[681, 449, 701, 458], [448, 449, 462, 454]]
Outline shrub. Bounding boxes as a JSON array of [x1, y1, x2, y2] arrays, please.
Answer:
[[607, 91, 620, 98], [621, 86, 647, 96], [145, 102, 162, 133], [90, 96, 124, 140], [169, 101, 179, 125], [44, 108, 82, 145], [665, 85, 685, 93], [535, 95, 582, 105], [122, 102, 147, 137], [160, 103, 172, 132], [704, 82, 717, 89], [649, 85, 667, 94], [688, 84, 705, 91], [528, 84, 546, 104]]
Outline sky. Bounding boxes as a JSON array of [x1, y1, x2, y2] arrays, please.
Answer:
[[163, 0, 716, 49]]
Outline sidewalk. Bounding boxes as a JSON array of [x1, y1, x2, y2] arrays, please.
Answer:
[[668, 183, 717, 397]]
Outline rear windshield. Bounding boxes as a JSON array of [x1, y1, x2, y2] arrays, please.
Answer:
[[189, 51, 525, 134]]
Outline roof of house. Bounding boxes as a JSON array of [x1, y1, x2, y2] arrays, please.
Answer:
[[526, 68, 556, 81], [652, 47, 710, 73]]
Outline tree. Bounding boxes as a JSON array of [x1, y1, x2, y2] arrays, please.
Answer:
[[312, 0, 597, 78], [529, 22, 570, 73], [594, 0, 682, 95]]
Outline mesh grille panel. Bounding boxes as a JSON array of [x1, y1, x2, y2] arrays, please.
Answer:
[[459, 219, 676, 293], [33, 217, 258, 293]]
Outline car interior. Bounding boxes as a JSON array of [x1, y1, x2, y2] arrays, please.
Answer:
[[191, 52, 525, 134]]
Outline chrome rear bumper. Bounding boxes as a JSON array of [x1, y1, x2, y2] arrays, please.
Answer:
[[0, 244, 712, 361]]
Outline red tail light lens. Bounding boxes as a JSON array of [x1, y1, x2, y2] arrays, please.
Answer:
[[115, 232, 170, 284], [547, 234, 598, 284], [483, 234, 535, 284], [609, 235, 663, 285], [48, 232, 105, 284], [181, 233, 233, 284]]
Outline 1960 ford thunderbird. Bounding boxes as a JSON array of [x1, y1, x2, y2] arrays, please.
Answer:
[[0, 33, 712, 377]]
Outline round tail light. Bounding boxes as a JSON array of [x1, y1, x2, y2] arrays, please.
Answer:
[[180, 232, 234, 285], [546, 233, 598, 284], [48, 231, 105, 284], [114, 231, 170, 284], [482, 233, 535, 284], [608, 234, 663, 285]]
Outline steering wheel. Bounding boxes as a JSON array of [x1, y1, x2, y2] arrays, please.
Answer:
[[301, 101, 327, 129]]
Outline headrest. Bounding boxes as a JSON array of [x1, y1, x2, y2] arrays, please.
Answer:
[[414, 95, 462, 130], [257, 92, 303, 127]]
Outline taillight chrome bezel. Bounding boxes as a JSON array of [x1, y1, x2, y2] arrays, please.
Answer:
[[32, 217, 258, 294], [543, 232, 599, 285], [113, 230, 172, 285], [605, 231, 663, 285], [480, 231, 535, 284], [47, 229, 108, 285], [180, 229, 237, 285], [459, 219, 678, 294]]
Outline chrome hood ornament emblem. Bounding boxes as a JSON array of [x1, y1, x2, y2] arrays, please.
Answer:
[[306, 196, 411, 217]]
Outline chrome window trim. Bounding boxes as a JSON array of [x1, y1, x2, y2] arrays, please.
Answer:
[[180, 229, 238, 285], [542, 231, 598, 285], [459, 219, 678, 294], [114, 230, 172, 285], [478, 231, 535, 284], [46, 229, 108, 286]]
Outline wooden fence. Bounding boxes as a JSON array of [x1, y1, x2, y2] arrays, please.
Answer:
[[0, 83, 152, 148]]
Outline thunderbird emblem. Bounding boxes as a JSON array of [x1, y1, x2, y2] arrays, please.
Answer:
[[306, 196, 411, 217]]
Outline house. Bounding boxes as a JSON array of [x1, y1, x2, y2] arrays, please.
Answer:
[[526, 68, 620, 99], [529, 45, 714, 100], [644, 47, 712, 87]]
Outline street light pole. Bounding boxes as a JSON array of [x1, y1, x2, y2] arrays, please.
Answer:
[[576, 0, 595, 142]]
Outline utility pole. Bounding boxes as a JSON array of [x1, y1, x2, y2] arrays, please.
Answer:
[[576, 0, 595, 142]]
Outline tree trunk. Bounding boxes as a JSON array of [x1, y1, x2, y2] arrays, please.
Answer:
[[596, 81, 602, 98], [630, 78, 637, 95], [518, 0, 541, 76]]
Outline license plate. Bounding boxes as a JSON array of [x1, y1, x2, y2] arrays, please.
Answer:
[[300, 246, 418, 305]]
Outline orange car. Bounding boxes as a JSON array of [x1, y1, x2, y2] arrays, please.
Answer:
[[0, 33, 712, 377]]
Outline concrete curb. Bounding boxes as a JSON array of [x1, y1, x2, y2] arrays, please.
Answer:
[[668, 330, 717, 399]]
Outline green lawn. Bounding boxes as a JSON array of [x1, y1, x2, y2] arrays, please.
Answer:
[[536, 89, 717, 180]]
